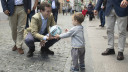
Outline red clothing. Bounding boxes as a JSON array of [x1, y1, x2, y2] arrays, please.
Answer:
[[82, 10, 88, 16]]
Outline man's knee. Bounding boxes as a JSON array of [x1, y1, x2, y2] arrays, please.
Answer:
[[25, 37, 34, 44]]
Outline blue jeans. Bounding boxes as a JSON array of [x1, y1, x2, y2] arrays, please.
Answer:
[[52, 9, 58, 23], [25, 10, 35, 28], [25, 32, 59, 51], [99, 9, 105, 27]]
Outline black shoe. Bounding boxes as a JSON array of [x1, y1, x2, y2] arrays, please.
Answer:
[[102, 48, 115, 55], [117, 52, 124, 60], [46, 49, 54, 55], [27, 49, 34, 57], [40, 50, 48, 58]]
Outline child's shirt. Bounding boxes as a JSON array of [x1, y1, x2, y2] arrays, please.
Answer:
[[82, 9, 88, 16], [59, 25, 85, 48]]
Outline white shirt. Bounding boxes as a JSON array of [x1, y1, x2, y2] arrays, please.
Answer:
[[39, 13, 48, 40], [52, 0, 56, 9], [14, 0, 23, 5], [31, 0, 36, 10]]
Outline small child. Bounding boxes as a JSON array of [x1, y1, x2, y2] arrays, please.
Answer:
[[82, 6, 88, 17], [55, 13, 85, 72]]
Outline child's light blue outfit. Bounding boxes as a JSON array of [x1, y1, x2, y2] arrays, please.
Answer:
[[59, 25, 85, 71]]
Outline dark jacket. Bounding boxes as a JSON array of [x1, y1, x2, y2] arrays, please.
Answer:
[[50, 0, 60, 9], [102, 0, 107, 11], [1, 0, 31, 16], [95, 0, 128, 17], [88, 3, 94, 12]]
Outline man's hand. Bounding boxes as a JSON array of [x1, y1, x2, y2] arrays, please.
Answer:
[[46, 33, 54, 40], [27, 9, 31, 14], [94, 10, 98, 15], [101, 6, 105, 9], [40, 40, 46, 47], [120, 0, 128, 8], [4, 10, 10, 16], [33, 6, 36, 10]]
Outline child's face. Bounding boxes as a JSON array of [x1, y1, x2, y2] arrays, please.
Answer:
[[72, 17, 78, 26]]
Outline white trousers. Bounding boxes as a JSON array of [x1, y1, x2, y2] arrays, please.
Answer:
[[106, 8, 127, 52]]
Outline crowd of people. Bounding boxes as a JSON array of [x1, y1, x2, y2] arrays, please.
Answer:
[[1, 0, 128, 72]]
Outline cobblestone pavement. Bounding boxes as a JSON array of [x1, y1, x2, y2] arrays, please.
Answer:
[[0, 14, 94, 72]]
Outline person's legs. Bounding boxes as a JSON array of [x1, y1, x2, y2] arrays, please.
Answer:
[[79, 48, 85, 68], [9, 6, 18, 51], [102, 11, 105, 27], [41, 39, 59, 55], [106, 9, 116, 50], [102, 8, 116, 55], [117, 16, 127, 52], [116, 15, 127, 60], [25, 32, 36, 50], [52, 9, 56, 22], [99, 10, 103, 26], [17, 6, 27, 49], [29, 10, 35, 22], [26, 14, 29, 29], [89, 11, 93, 21], [63, 10, 64, 15], [71, 48, 79, 71], [54, 9, 58, 23], [25, 10, 35, 29], [25, 32, 40, 57], [9, 8, 18, 45]]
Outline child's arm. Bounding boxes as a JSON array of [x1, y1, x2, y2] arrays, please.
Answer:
[[59, 27, 76, 38]]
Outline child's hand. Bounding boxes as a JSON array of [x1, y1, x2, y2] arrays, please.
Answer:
[[54, 34, 60, 40], [65, 29, 68, 32], [46, 33, 54, 40]]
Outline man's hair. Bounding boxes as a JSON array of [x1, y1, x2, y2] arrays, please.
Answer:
[[39, 2, 51, 11], [73, 13, 85, 24]]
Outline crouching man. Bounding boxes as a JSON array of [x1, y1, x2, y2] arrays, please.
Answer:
[[24, 2, 59, 57]]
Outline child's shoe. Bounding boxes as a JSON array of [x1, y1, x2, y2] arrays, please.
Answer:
[[70, 67, 79, 72]]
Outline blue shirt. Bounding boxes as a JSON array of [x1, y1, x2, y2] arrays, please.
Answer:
[[39, 14, 48, 40], [52, 0, 56, 9], [14, 0, 23, 5]]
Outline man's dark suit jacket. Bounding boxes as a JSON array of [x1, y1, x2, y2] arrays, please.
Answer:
[[95, 0, 128, 17], [50, 0, 60, 9], [1, 0, 31, 16]]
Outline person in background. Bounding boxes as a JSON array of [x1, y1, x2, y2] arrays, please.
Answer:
[[1, 0, 31, 54], [88, 1, 94, 21], [65, 5, 68, 15], [98, 0, 107, 27], [26, 0, 38, 28], [62, 6, 65, 15], [49, 0, 60, 23], [82, 6, 88, 17]]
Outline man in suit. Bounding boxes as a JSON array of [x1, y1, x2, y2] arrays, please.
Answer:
[[26, 0, 38, 28], [49, 0, 60, 23], [94, 0, 128, 60], [1, 0, 31, 54], [24, 2, 59, 57], [98, 0, 107, 27]]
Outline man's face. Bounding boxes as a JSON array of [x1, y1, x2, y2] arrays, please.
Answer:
[[42, 7, 52, 18]]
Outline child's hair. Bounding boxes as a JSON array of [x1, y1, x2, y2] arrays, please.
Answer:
[[73, 13, 85, 24]]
